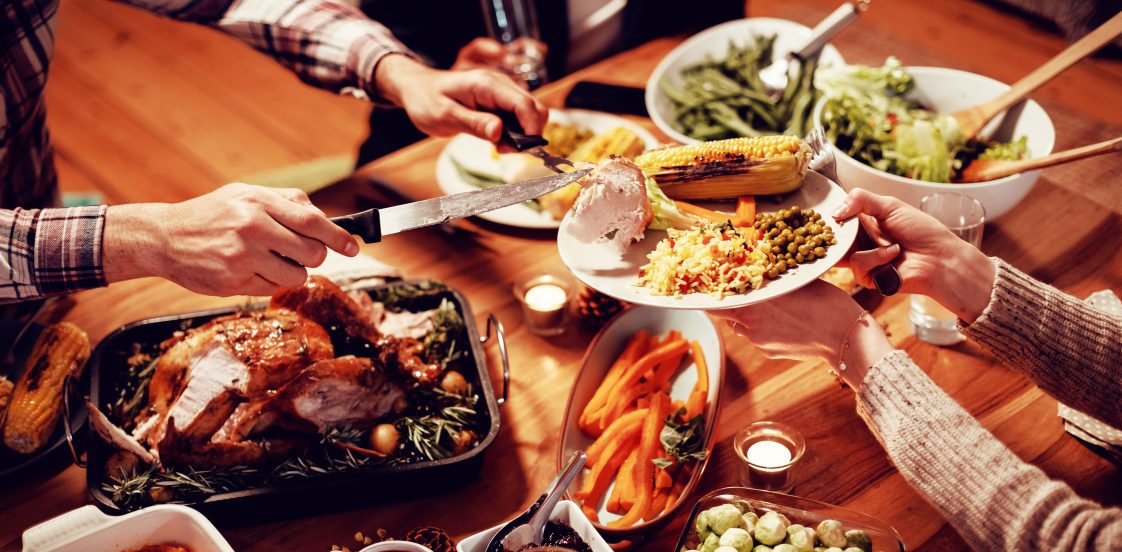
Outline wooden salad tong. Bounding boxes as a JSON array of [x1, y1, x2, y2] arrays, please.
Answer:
[[951, 10, 1122, 141], [958, 136, 1122, 183]]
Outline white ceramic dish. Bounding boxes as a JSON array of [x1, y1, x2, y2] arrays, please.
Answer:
[[558, 307, 724, 538], [557, 172, 858, 310], [645, 17, 846, 145], [813, 65, 1056, 220], [435, 109, 659, 229], [21, 505, 233, 552], [359, 542, 433, 552], [456, 500, 612, 552]]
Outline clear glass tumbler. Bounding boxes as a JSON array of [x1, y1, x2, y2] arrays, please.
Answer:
[[480, 0, 548, 88], [909, 193, 986, 345]]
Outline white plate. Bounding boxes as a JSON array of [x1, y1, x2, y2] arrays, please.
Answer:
[[558, 307, 723, 534], [557, 172, 858, 310], [645, 17, 846, 145], [434, 109, 660, 229]]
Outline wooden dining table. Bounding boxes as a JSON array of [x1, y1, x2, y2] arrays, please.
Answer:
[[3, 0, 1122, 550]]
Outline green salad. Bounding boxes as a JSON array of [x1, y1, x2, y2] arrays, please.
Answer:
[[817, 57, 1028, 183]]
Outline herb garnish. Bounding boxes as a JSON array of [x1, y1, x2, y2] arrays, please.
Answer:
[[653, 408, 708, 469]]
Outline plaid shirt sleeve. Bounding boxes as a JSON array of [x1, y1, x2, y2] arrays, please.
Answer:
[[0, 206, 108, 303], [116, 0, 417, 103]]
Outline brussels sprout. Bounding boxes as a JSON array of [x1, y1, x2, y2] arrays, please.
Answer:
[[701, 533, 721, 552], [742, 512, 759, 535], [773, 545, 799, 552], [715, 547, 740, 552], [815, 520, 847, 548], [697, 510, 712, 536], [824, 549, 844, 552], [776, 513, 792, 527], [754, 511, 789, 546], [813, 548, 828, 552], [843, 548, 864, 552], [731, 499, 756, 516], [709, 504, 746, 535], [751, 547, 773, 552], [844, 530, 872, 552], [786, 525, 816, 552], [719, 528, 754, 552]]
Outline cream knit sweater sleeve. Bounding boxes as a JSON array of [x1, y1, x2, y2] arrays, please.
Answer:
[[853, 258, 1122, 550], [856, 351, 1122, 550], [960, 258, 1122, 427]]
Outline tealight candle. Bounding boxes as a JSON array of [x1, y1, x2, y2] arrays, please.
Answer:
[[515, 276, 572, 336], [734, 421, 805, 492]]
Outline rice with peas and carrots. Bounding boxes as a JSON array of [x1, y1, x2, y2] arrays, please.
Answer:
[[636, 222, 767, 298]]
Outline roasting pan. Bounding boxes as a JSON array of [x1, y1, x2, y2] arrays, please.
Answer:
[[79, 280, 509, 520]]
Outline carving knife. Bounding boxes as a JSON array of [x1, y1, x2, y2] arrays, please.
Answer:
[[329, 168, 591, 243]]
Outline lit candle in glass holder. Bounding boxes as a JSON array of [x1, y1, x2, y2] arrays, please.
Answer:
[[734, 421, 805, 492], [515, 275, 572, 335]]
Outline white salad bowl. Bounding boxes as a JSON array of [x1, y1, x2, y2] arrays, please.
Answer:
[[812, 66, 1055, 220], [21, 504, 234, 552], [646, 17, 845, 145]]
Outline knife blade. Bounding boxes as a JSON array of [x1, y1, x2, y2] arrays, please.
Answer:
[[330, 168, 591, 243]]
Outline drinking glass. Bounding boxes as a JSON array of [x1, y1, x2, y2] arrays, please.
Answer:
[[480, 0, 548, 88], [909, 193, 986, 345]]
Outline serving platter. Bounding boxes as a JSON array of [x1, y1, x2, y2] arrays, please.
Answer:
[[558, 306, 724, 538], [557, 172, 858, 310], [85, 280, 506, 518], [674, 487, 905, 552], [434, 108, 659, 229]]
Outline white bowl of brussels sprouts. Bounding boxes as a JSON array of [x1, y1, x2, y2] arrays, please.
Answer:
[[674, 488, 903, 552], [812, 65, 1055, 220]]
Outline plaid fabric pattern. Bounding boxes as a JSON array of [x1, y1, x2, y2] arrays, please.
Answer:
[[1, 0, 412, 301]]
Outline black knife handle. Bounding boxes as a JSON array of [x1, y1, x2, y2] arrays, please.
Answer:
[[854, 226, 901, 296], [489, 110, 548, 151], [330, 209, 381, 243]]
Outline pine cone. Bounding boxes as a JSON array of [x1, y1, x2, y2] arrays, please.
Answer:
[[575, 286, 625, 327], [405, 527, 456, 552]]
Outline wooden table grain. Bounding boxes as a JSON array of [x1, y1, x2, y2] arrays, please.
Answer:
[[4, 0, 1122, 550]]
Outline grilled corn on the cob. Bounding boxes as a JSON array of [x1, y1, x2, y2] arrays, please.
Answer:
[[3, 322, 90, 454], [635, 135, 810, 199]]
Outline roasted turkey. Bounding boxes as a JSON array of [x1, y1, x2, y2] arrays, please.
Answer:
[[97, 276, 439, 469]]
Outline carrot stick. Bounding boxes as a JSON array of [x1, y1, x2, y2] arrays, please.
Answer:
[[645, 486, 671, 520], [684, 340, 709, 420], [655, 461, 674, 489], [580, 331, 651, 432], [674, 200, 735, 224], [617, 448, 639, 510], [609, 392, 668, 527], [586, 409, 646, 466], [734, 196, 756, 227], [575, 431, 639, 517], [663, 464, 692, 515], [602, 339, 689, 427]]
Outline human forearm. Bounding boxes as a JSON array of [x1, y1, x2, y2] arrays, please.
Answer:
[[929, 241, 996, 323], [961, 258, 1122, 427], [102, 203, 171, 284], [856, 352, 1122, 550], [118, 0, 415, 102]]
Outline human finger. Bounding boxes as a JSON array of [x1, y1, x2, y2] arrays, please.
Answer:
[[832, 188, 901, 222], [848, 244, 901, 282], [272, 188, 322, 212], [255, 252, 309, 290], [236, 274, 282, 297], [261, 194, 358, 257], [471, 71, 548, 135], [260, 220, 329, 268]]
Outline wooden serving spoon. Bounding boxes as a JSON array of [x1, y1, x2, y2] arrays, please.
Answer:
[[951, 10, 1122, 141], [957, 136, 1122, 183]]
